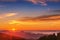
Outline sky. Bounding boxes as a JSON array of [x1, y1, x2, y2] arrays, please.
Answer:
[[0, 0, 60, 30]]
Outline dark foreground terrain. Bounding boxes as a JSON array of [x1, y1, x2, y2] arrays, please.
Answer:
[[0, 33, 26, 40], [0, 31, 60, 40], [38, 32, 60, 40]]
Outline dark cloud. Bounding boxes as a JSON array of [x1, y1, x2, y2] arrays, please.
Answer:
[[47, 10, 60, 15], [51, 10, 60, 12], [18, 10, 60, 21], [18, 14, 60, 21], [34, 14, 60, 21]]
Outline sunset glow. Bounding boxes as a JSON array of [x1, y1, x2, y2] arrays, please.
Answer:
[[0, 0, 60, 30], [0, 1, 60, 40], [12, 28, 16, 31]]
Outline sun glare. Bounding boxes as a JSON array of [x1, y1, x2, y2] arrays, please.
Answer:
[[12, 28, 16, 31]]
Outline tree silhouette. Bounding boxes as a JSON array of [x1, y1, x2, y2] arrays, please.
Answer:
[[38, 36, 47, 40], [57, 33, 60, 40], [38, 33, 57, 40], [47, 33, 56, 40]]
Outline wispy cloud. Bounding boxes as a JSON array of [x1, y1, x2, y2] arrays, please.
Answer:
[[0, 13, 17, 19], [5, 13, 17, 17], [26, 0, 60, 6], [26, 0, 47, 6]]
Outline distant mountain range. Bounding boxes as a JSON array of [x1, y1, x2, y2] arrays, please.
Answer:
[[0, 30, 47, 40]]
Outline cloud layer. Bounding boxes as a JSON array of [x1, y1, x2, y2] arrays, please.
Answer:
[[18, 14, 60, 21]]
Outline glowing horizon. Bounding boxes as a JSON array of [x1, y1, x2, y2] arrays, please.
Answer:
[[0, 0, 60, 30]]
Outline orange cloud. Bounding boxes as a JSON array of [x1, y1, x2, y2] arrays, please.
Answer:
[[7, 19, 60, 30], [8, 20, 40, 25]]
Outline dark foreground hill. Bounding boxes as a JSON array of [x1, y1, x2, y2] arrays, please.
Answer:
[[38, 33, 60, 40], [0, 33, 26, 40]]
